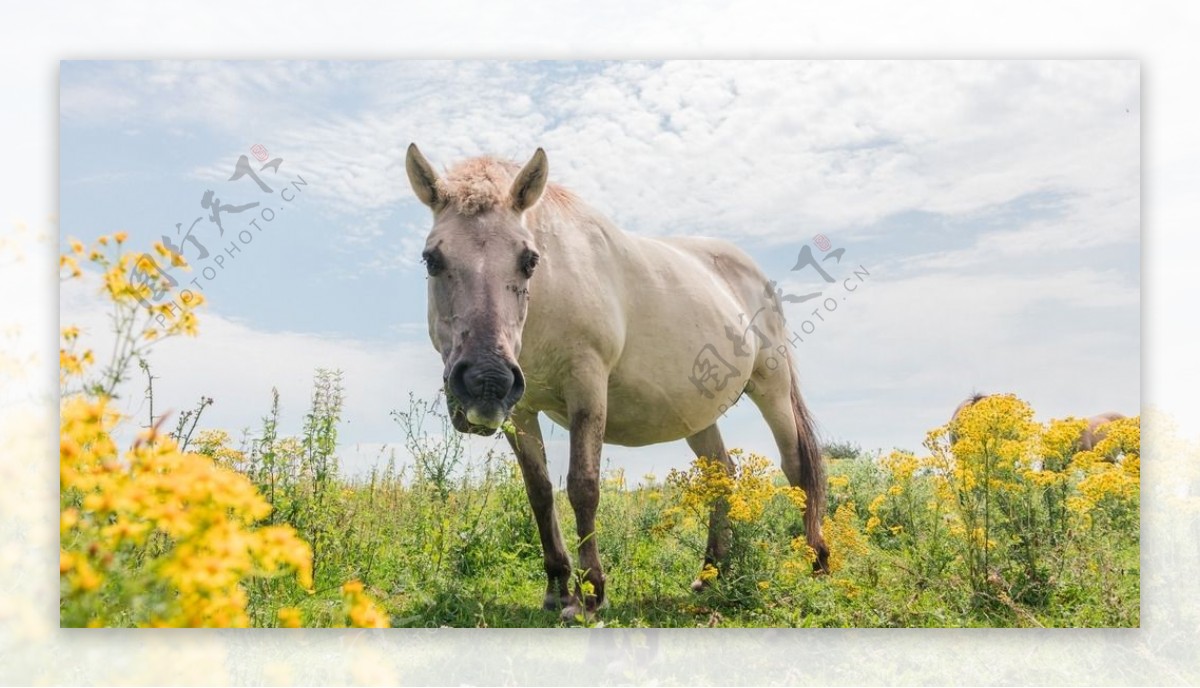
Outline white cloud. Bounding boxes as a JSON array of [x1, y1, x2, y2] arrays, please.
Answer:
[[64, 61, 1139, 248], [773, 264, 1138, 452]]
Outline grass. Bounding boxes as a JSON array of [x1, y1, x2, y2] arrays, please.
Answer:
[[211, 376, 1139, 629]]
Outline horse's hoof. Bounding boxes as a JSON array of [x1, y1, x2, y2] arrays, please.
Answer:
[[561, 603, 583, 623], [560, 597, 607, 623], [812, 554, 832, 575], [690, 578, 709, 593], [542, 593, 571, 612]]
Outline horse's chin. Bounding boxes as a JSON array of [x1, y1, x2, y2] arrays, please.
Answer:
[[455, 411, 502, 436], [445, 393, 506, 436]]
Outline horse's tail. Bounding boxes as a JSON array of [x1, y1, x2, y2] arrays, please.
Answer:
[[785, 345, 830, 573]]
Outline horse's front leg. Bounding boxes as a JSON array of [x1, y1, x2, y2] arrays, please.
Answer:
[[504, 407, 572, 610], [563, 376, 608, 620]]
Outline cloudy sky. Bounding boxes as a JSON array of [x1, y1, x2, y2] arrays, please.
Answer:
[[59, 60, 1140, 482]]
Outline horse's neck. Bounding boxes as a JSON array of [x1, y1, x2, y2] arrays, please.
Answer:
[[532, 201, 632, 279], [524, 201, 634, 347]]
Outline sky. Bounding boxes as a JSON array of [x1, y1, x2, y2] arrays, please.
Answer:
[[58, 60, 1140, 483]]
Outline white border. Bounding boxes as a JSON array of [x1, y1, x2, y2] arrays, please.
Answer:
[[3, 1, 1197, 684]]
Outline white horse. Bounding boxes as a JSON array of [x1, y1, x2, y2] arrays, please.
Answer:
[[405, 144, 828, 618]]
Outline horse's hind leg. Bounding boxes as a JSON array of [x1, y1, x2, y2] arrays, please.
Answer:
[[504, 407, 573, 610], [685, 423, 734, 591], [746, 363, 831, 573]]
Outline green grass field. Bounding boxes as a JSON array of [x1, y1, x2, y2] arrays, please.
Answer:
[[198, 376, 1140, 629]]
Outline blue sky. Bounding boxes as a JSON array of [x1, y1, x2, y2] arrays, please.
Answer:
[[59, 60, 1140, 482]]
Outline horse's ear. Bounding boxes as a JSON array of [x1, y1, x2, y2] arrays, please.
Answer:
[[406, 143, 441, 209], [510, 148, 548, 213]]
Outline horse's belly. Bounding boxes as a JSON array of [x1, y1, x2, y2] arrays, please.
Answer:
[[533, 373, 750, 447], [611, 375, 756, 445]]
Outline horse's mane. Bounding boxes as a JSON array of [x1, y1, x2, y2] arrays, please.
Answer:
[[950, 391, 990, 427], [435, 156, 579, 217]]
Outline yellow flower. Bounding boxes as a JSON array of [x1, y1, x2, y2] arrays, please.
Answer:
[[60, 393, 314, 627], [881, 451, 919, 482], [60, 254, 82, 278], [340, 580, 390, 628], [823, 502, 869, 573], [277, 607, 303, 628], [1041, 417, 1088, 471]]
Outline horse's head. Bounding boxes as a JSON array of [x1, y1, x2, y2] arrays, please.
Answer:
[[405, 143, 548, 436]]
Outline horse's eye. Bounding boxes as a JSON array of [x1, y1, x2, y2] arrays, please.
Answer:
[[520, 249, 540, 278], [422, 249, 445, 277]]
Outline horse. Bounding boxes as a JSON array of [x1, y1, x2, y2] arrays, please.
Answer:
[[405, 144, 829, 618], [1079, 412, 1127, 455], [949, 393, 1127, 461]]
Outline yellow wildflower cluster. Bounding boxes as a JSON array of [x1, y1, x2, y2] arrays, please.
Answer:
[[948, 394, 1038, 491], [1040, 417, 1090, 472], [59, 234, 394, 627], [865, 494, 886, 534], [277, 606, 304, 628], [666, 450, 805, 524], [61, 395, 314, 627], [908, 395, 1141, 594], [60, 234, 204, 394], [192, 429, 249, 471], [59, 325, 95, 385], [881, 450, 919, 484], [341, 581, 391, 628], [821, 502, 869, 574], [1068, 416, 1140, 517], [869, 451, 921, 535]]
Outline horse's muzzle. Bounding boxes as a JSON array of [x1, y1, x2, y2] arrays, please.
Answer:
[[444, 356, 525, 436]]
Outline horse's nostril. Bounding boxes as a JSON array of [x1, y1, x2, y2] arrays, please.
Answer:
[[509, 365, 526, 403], [448, 360, 471, 402]]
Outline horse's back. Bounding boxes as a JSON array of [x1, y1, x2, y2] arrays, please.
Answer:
[[653, 236, 770, 291], [1080, 412, 1127, 452], [649, 236, 780, 325]]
